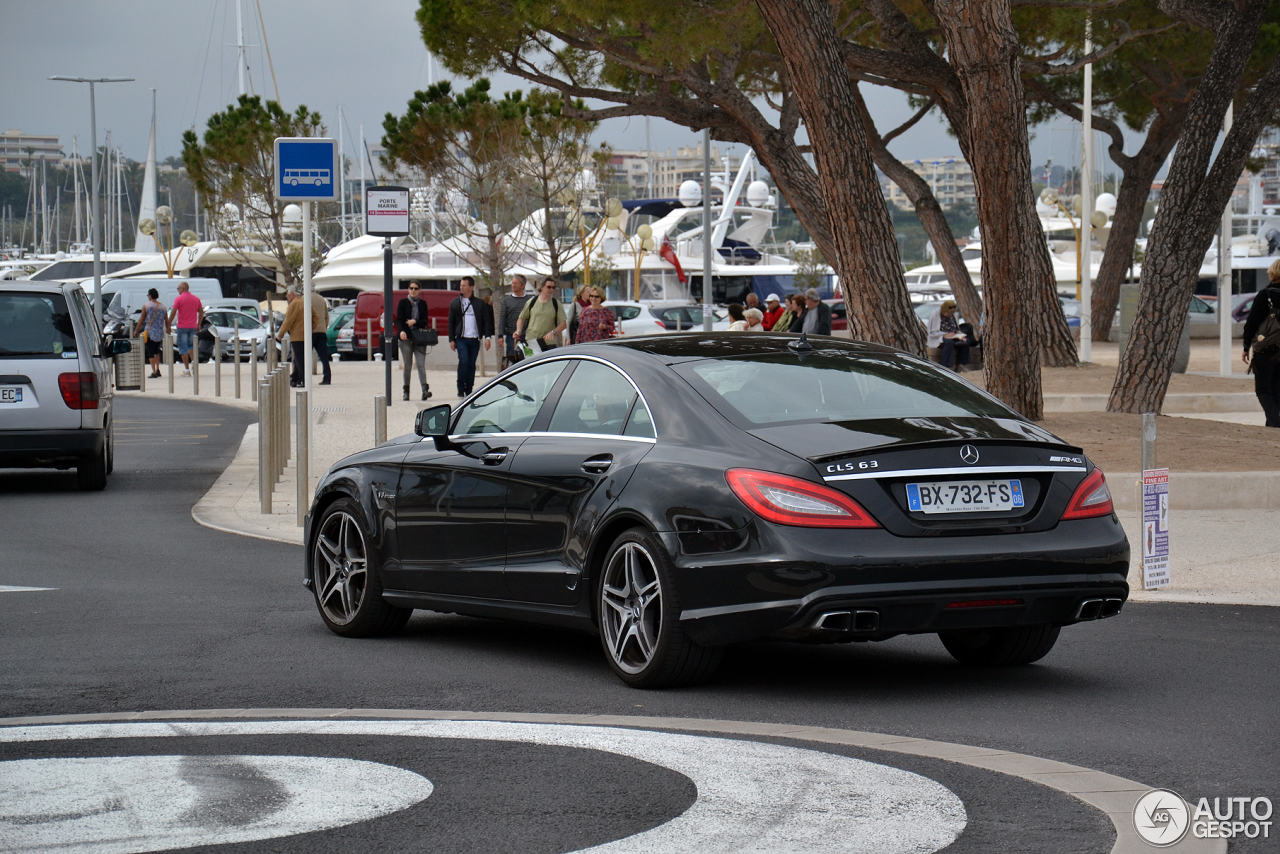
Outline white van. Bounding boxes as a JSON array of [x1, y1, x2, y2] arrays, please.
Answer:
[[97, 278, 224, 330], [0, 281, 132, 489]]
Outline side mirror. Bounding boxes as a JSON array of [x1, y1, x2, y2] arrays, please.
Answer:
[[110, 339, 132, 356], [415, 404, 451, 437]]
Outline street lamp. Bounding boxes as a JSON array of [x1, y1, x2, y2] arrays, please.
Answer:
[[49, 75, 134, 324]]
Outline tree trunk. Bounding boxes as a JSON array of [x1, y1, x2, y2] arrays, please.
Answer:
[[755, 0, 924, 354], [1110, 1, 1280, 412], [853, 87, 984, 328], [933, 0, 1049, 418], [1091, 111, 1182, 342]]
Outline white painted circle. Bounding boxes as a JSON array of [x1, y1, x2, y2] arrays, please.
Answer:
[[0, 720, 966, 854], [0, 754, 433, 854]]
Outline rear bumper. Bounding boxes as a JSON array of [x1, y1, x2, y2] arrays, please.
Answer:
[[669, 514, 1130, 645], [0, 428, 104, 468]]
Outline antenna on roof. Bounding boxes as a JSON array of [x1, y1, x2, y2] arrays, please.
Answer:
[[788, 332, 813, 352]]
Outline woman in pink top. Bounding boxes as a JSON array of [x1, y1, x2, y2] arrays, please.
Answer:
[[574, 287, 616, 343]]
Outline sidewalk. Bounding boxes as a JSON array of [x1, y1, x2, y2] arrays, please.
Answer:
[[147, 353, 1278, 607]]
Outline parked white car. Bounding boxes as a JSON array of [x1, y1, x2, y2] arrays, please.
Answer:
[[0, 280, 132, 489], [605, 301, 731, 336], [201, 310, 279, 361]]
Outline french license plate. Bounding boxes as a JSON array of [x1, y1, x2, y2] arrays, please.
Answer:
[[0, 387, 22, 403], [907, 479, 1024, 514], [337, 341, 352, 352]]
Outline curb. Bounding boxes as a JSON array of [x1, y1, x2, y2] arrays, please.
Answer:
[[1045, 392, 1257, 413], [190, 425, 303, 546], [0, 709, 1222, 854], [1109, 471, 1280, 511]]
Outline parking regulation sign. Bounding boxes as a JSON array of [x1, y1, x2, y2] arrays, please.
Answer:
[[365, 186, 410, 237], [274, 137, 338, 201]]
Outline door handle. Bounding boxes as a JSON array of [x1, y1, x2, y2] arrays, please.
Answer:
[[582, 455, 613, 474], [481, 450, 508, 465]]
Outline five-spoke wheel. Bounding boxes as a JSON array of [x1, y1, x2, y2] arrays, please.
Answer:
[[310, 498, 411, 637], [597, 529, 721, 688]]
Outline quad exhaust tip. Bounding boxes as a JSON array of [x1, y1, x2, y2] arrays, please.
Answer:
[[1074, 598, 1123, 621], [812, 610, 879, 633]]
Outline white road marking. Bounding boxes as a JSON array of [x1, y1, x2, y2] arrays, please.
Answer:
[[0, 586, 55, 593], [0, 754, 433, 854], [0, 720, 965, 854]]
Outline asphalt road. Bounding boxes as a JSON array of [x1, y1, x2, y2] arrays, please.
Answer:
[[1, 396, 1276, 853]]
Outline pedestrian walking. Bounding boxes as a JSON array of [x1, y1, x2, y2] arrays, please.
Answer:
[[166, 281, 205, 375], [1242, 259, 1280, 427], [515, 277, 567, 353], [448, 276, 494, 397], [397, 281, 434, 401], [275, 287, 319, 388], [726, 303, 748, 331], [133, 287, 168, 378], [497, 274, 533, 369], [311, 296, 332, 385], [573, 286, 616, 343], [567, 284, 591, 344]]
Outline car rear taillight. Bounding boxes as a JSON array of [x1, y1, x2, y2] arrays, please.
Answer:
[[726, 469, 880, 529], [1061, 467, 1113, 520], [655, 321, 667, 329], [58, 372, 99, 410]]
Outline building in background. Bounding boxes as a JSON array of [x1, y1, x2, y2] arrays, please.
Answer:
[[884, 157, 976, 210], [1, 130, 63, 174]]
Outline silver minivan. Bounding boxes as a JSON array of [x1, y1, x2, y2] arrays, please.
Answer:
[[0, 281, 131, 489]]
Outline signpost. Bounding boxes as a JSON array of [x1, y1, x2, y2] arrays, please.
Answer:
[[1141, 468, 1171, 589], [365, 186, 410, 406], [275, 137, 337, 475]]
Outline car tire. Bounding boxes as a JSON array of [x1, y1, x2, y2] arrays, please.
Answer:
[[939, 624, 1061, 666], [310, 498, 411, 638], [597, 528, 722, 688], [77, 441, 108, 491]]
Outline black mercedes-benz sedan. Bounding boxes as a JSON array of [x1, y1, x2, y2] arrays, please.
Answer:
[[303, 333, 1129, 688]]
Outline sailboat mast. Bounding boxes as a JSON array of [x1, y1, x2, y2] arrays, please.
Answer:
[[338, 105, 347, 241], [358, 123, 366, 228], [236, 0, 247, 97]]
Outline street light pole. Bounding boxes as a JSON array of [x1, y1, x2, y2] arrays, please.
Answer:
[[49, 75, 133, 324]]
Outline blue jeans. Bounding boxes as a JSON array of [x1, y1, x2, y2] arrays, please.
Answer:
[[175, 327, 196, 355], [456, 337, 480, 395]]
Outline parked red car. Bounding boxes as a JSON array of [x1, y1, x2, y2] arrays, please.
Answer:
[[351, 288, 456, 358]]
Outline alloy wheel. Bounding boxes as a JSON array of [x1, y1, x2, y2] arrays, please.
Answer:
[[313, 511, 368, 626], [600, 542, 663, 674]]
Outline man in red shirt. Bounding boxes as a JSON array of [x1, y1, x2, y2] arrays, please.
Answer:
[[166, 281, 205, 375], [762, 294, 785, 331]]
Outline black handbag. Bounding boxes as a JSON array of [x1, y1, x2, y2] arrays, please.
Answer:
[[409, 326, 438, 346]]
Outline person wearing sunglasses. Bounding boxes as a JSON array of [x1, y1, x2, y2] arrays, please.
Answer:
[[396, 282, 434, 400], [573, 288, 616, 343], [515, 278, 567, 353]]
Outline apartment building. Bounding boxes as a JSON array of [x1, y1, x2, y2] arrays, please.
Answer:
[[884, 157, 976, 210], [1, 130, 63, 174]]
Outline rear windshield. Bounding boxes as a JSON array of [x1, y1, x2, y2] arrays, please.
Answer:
[[0, 292, 79, 359], [674, 350, 1013, 426]]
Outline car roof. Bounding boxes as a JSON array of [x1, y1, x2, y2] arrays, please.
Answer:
[[0, 280, 75, 295], [590, 332, 902, 363]]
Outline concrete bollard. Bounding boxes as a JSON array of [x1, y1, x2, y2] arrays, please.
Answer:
[[250, 340, 258, 402], [366, 318, 373, 362], [234, 318, 242, 399], [296, 390, 309, 528], [192, 340, 200, 395], [374, 395, 387, 446]]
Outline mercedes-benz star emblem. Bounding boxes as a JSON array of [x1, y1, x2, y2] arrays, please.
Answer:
[[959, 445, 980, 465]]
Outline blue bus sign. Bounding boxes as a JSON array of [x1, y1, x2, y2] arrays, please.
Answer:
[[274, 137, 338, 201]]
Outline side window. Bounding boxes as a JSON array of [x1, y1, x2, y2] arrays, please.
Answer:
[[624, 402, 655, 439], [452, 360, 567, 435], [548, 361, 639, 436], [614, 306, 641, 321]]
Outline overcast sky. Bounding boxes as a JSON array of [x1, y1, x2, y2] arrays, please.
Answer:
[[4, 0, 1121, 181]]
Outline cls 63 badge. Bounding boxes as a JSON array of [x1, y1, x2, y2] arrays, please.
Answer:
[[827, 460, 878, 473]]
